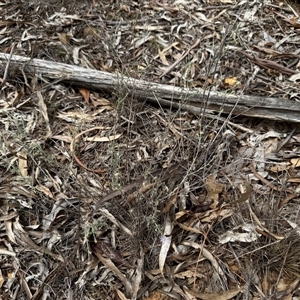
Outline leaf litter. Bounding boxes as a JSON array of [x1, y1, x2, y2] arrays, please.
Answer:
[[1, 0, 300, 299]]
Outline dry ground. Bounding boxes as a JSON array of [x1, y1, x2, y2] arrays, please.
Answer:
[[1, 0, 300, 299]]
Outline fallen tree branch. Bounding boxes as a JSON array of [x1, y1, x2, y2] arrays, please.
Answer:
[[1, 52, 300, 122]]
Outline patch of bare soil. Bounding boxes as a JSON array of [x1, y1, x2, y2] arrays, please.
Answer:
[[1, 0, 300, 299]]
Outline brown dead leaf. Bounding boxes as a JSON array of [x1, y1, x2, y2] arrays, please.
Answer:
[[116, 289, 130, 300], [83, 27, 100, 39], [58, 33, 70, 45], [37, 184, 54, 199], [291, 158, 300, 168], [184, 286, 243, 300], [230, 181, 252, 206], [205, 175, 224, 208], [290, 17, 300, 29], [90, 94, 113, 108], [79, 87, 90, 104], [269, 163, 291, 173], [158, 49, 170, 66], [287, 177, 300, 183], [143, 290, 170, 300]]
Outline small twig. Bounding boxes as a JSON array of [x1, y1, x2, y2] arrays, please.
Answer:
[[159, 39, 200, 78]]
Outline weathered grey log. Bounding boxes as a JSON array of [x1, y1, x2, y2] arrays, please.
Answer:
[[0, 52, 299, 122]]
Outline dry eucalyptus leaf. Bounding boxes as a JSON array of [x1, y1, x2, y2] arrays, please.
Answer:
[[159, 214, 173, 276]]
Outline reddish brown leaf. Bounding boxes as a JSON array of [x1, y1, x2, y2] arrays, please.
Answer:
[[79, 87, 90, 104]]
